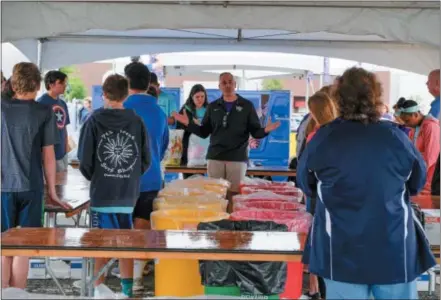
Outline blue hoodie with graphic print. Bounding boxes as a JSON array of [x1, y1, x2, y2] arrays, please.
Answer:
[[78, 108, 150, 213]]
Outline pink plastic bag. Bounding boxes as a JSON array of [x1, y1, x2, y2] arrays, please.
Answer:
[[233, 191, 300, 204], [239, 177, 295, 190], [241, 186, 303, 199], [230, 210, 312, 233], [233, 200, 306, 212]]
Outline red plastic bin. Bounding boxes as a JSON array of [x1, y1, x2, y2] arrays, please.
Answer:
[[230, 210, 312, 300]]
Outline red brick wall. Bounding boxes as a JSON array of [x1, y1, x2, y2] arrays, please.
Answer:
[[75, 62, 112, 96], [74, 64, 391, 105]]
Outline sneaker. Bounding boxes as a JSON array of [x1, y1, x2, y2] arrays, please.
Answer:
[[302, 292, 321, 300], [114, 292, 129, 299], [94, 283, 115, 299], [72, 278, 91, 290], [133, 277, 144, 291]]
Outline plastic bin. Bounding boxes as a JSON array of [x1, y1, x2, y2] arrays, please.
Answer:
[[159, 187, 218, 198], [167, 176, 231, 198], [151, 209, 229, 297], [230, 210, 312, 299], [198, 220, 288, 299], [153, 197, 228, 212]]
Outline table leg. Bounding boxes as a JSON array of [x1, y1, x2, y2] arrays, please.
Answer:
[[80, 258, 88, 297], [72, 214, 80, 227], [87, 258, 95, 297], [45, 212, 56, 227], [45, 257, 66, 296], [87, 258, 116, 286], [44, 212, 66, 295]]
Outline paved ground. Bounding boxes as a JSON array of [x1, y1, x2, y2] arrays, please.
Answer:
[[25, 270, 440, 299]]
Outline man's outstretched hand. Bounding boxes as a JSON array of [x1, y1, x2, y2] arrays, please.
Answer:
[[264, 117, 281, 133], [172, 110, 189, 126]]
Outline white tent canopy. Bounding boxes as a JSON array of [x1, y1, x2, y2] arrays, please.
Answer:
[[2, 1, 439, 74]]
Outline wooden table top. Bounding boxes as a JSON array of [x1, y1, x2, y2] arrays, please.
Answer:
[[54, 166, 89, 186], [1, 228, 304, 261], [165, 165, 297, 177], [45, 167, 90, 216]]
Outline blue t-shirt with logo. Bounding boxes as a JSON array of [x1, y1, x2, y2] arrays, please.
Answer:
[[37, 94, 70, 160]]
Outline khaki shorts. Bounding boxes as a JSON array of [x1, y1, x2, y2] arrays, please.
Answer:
[[207, 160, 247, 193], [56, 155, 68, 172]]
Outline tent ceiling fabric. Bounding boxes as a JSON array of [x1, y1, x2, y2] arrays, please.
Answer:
[[3, 1, 440, 74]]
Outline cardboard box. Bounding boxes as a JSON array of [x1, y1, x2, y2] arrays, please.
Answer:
[[422, 209, 440, 245], [28, 259, 71, 279], [70, 259, 83, 279], [47, 260, 70, 279], [28, 259, 46, 279]]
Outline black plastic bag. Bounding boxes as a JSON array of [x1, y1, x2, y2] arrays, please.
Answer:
[[198, 220, 288, 295], [411, 202, 425, 228]]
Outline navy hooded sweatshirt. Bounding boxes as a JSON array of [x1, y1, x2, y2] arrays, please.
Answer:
[[298, 118, 436, 285], [78, 108, 151, 213]]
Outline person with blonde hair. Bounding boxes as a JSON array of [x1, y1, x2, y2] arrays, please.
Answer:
[[306, 91, 338, 143], [296, 85, 335, 159], [302, 90, 338, 300], [2, 62, 70, 289]]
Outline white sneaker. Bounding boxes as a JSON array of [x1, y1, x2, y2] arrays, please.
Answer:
[[94, 283, 115, 299], [114, 292, 129, 299], [133, 277, 144, 291], [72, 278, 91, 290]]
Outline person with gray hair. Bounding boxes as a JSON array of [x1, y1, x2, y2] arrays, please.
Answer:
[[427, 69, 440, 118]]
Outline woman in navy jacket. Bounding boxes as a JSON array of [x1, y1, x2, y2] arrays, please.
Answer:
[[297, 67, 436, 299]]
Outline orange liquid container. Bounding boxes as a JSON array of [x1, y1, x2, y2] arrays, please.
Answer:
[[151, 209, 229, 297], [153, 197, 228, 212]]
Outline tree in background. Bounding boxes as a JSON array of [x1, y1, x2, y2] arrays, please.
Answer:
[[59, 66, 87, 102], [261, 78, 284, 90]]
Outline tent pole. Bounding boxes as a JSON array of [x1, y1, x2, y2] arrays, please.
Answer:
[[305, 73, 309, 105], [37, 39, 43, 70]]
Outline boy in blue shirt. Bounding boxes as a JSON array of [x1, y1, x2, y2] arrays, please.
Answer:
[[78, 74, 150, 298], [37, 70, 71, 172], [123, 62, 169, 290]]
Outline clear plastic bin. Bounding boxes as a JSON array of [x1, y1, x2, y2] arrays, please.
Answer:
[[153, 197, 228, 212]]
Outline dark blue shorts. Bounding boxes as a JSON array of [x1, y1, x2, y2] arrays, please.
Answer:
[[1, 190, 43, 233], [133, 191, 159, 221], [90, 211, 133, 229]]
